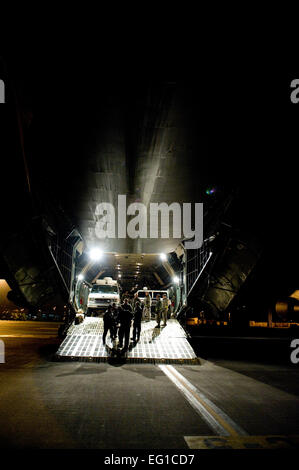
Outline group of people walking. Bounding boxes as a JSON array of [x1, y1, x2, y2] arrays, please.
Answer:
[[102, 291, 171, 350]]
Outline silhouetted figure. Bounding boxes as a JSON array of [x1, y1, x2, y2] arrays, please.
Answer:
[[133, 300, 143, 342], [118, 298, 133, 350], [110, 302, 119, 339], [103, 305, 116, 344]]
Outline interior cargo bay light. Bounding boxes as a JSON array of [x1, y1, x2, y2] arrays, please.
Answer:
[[89, 248, 103, 261]]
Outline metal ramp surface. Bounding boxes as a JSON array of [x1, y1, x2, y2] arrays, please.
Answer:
[[55, 317, 199, 364]]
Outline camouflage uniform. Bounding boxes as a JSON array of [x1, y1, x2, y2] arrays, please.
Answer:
[[161, 296, 169, 326], [155, 298, 163, 327], [142, 294, 152, 322]]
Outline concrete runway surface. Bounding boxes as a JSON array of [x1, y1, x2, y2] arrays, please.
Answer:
[[0, 321, 299, 449]]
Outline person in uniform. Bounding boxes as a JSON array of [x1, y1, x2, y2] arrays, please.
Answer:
[[155, 294, 163, 328], [131, 292, 139, 311], [103, 305, 115, 344], [110, 302, 119, 340], [170, 293, 175, 317], [118, 298, 133, 350], [132, 299, 143, 343], [142, 291, 152, 322], [161, 293, 169, 327]]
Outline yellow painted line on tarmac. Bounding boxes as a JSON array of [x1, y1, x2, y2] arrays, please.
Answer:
[[160, 365, 247, 437], [164, 367, 299, 450], [172, 370, 239, 437], [0, 335, 57, 338], [184, 435, 299, 449], [34, 327, 59, 330]]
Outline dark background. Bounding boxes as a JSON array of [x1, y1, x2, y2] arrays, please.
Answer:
[[0, 52, 298, 301]]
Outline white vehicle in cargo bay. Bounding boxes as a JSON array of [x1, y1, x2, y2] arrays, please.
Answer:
[[87, 277, 120, 316]]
